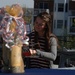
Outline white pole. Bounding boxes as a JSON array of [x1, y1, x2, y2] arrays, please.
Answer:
[[63, 0, 67, 36]]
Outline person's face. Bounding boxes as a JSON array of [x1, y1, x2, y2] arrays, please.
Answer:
[[34, 17, 46, 33]]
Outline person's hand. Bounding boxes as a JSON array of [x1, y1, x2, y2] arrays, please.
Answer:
[[29, 49, 36, 55]]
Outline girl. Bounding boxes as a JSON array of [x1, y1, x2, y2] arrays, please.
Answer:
[[28, 12, 59, 68]]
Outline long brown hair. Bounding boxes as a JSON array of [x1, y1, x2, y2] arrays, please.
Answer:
[[34, 12, 60, 50]]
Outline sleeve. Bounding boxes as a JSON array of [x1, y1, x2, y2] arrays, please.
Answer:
[[36, 37, 57, 61]]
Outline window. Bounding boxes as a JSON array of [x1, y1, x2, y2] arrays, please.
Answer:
[[65, 3, 68, 12], [58, 3, 64, 12], [68, 17, 75, 34], [65, 20, 67, 29], [39, 3, 43, 9], [54, 20, 56, 28], [39, 2, 49, 9], [72, 18, 75, 27], [57, 20, 63, 28], [70, 18, 75, 33], [44, 3, 48, 9]]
